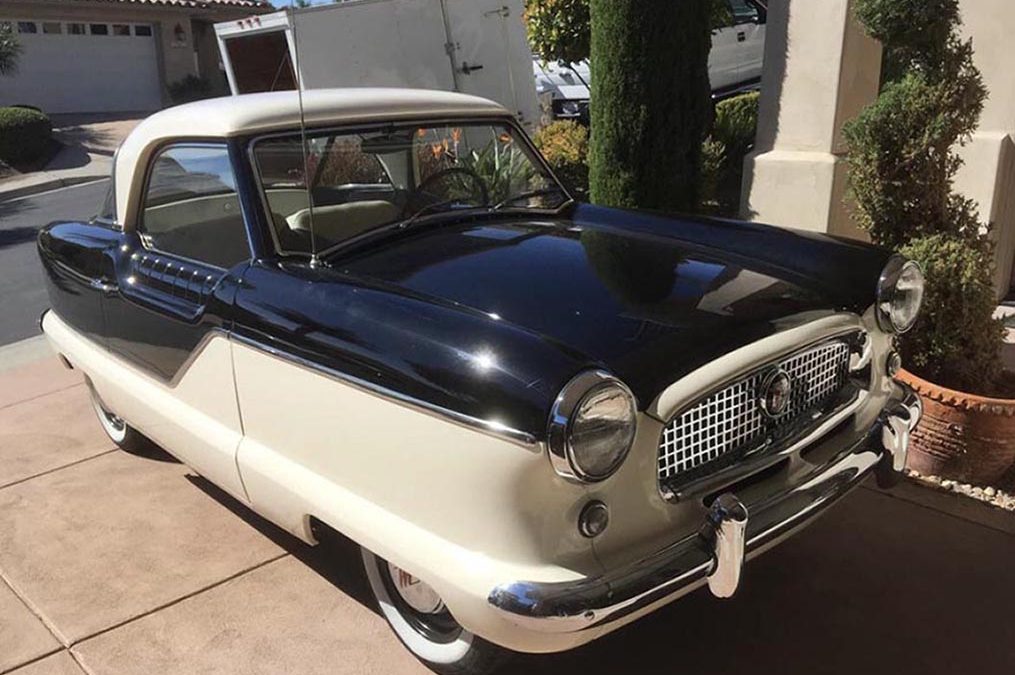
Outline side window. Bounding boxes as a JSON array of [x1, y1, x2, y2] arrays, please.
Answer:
[[140, 145, 250, 269], [729, 0, 760, 24], [252, 133, 401, 254]]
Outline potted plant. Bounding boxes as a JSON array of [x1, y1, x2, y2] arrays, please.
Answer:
[[844, 0, 1015, 485]]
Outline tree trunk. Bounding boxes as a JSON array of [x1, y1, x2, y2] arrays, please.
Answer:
[[588, 0, 712, 211]]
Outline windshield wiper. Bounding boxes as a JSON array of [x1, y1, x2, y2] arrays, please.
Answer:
[[490, 186, 572, 212], [399, 199, 465, 230]]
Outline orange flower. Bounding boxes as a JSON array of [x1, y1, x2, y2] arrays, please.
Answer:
[[430, 142, 444, 159], [450, 127, 462, 143], [417, 128, 427, 138], [498, 132, 513, 144]]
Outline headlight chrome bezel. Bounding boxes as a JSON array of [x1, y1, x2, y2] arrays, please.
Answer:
[[876, 256, 925, 334], [547, 370, 637, 483]]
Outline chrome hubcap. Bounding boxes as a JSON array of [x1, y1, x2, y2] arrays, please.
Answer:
[[386, 562, 445, 615]]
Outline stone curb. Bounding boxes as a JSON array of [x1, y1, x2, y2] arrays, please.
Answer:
[[0, 175, 107, 203]]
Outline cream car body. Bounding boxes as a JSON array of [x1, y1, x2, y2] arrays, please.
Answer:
[[38, 88, 922, 671]]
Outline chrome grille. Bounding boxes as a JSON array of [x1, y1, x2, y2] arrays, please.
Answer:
[[658, 338, 852, 482]]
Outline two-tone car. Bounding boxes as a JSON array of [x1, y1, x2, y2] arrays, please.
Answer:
[[38, 88, 923, 674]]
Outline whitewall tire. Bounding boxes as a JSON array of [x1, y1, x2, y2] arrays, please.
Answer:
[[86, 382, 150, 455], [360, 547, 509, 674]]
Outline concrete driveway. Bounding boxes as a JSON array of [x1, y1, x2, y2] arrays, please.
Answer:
[[1, 347, 1014, 675]]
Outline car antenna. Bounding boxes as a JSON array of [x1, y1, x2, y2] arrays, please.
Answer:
[[288, 3, 321, 268]]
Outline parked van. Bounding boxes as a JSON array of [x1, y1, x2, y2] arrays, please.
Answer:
[[215, 0, 540, 130]]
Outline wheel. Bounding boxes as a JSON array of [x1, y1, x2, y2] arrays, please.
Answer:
[[360, 547, 510, 675], [86, 382, 150, 455]]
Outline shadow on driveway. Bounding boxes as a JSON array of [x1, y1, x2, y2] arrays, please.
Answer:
[[186, 471, 1015, 675], [0, 226, 41, 249]]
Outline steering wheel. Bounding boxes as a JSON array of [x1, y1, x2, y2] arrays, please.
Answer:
[[406, 167, 490, 215]]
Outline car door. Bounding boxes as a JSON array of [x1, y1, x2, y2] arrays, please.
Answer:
[[103, 143, 252, 500]]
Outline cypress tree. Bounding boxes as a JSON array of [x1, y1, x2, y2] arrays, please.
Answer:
[[588, 1, 712, 211]]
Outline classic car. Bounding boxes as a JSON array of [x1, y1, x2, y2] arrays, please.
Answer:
[[38, 88, 924, 674]]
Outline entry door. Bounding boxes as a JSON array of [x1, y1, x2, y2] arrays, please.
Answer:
[[443, 0, 538, 127], [104, 143, 253, 499], [0, 20, 161, 113]]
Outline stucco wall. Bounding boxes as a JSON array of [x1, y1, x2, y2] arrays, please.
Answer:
[[741, 0, 881, 240], [955, 0, 1015, 295]]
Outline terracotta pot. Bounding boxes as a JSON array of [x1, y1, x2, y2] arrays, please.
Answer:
[[897, 369, 1015, 485]]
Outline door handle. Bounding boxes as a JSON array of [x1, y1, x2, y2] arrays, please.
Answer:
[[737, 31, 746, 42], [460, 62, 485, 74]]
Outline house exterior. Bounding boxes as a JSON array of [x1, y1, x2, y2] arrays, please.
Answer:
[[0, 0, 273, 114]]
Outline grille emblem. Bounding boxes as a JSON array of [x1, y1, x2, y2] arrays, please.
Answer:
[[759, 368, 792, 418]]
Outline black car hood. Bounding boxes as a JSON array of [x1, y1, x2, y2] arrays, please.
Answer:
[[337, 204, 892, 407]]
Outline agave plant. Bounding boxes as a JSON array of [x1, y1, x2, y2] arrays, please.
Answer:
[[458, 138, 538, 204]]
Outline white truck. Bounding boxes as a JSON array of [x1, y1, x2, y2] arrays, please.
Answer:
[[214, 0, 540, 130]]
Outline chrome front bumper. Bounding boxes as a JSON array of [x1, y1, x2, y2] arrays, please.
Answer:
[[488, 383, 922, 634]]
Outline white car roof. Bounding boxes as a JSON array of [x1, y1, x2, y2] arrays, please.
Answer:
[[115, 88, 508, 227]]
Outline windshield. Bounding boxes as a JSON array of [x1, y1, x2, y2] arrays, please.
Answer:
[[252, 122, 569, 256]]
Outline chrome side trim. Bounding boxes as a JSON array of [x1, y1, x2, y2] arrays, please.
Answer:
[[38, 311, 538, 449], [90, 278, 119, 294], [229, 332, 539, 449], [165, 328, 230, 388]]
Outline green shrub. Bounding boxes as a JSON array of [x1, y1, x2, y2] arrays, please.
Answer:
[[534, 120, 589, 197], [0, 106, 52, 164], [713, 91, 759, 157], [525, 0, 729, 64], [168, 75, 217, 105], [899, 234, 1005, 392], [525, 0, 591, 64], [699, 137, 726, 212], [845, 0, 1001, 393], [700, 92, 759, 215]]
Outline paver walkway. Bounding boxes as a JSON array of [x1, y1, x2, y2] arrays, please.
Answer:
[[1, 348, 1013, 674]]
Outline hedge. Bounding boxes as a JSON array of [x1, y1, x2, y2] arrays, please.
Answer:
[[588, 0, 712, 211], [534, 119, 589, 197], [0, 106, 52, 164]]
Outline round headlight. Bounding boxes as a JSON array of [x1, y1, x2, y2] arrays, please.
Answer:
[[548, 371, 637, 483], [876, 257, 925, 334]]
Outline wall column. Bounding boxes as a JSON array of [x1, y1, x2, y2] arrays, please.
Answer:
[[741, 0, 881, 240], [955, 0, 1015, 297]]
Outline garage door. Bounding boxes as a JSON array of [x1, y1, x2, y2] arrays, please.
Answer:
[[0, 20, 162, 114]]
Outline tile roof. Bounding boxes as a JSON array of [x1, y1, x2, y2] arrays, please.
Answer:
[[70, 0, 274, 11]]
